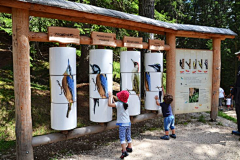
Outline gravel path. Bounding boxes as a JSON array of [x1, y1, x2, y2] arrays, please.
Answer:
[[76, 112, 240, 160], [2, 112, 240, 160]]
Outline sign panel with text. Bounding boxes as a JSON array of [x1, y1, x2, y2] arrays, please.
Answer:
[[175, 49, 212, 114]]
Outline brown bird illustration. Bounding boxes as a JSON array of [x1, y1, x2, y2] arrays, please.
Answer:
[[57, 59, 75, 118]]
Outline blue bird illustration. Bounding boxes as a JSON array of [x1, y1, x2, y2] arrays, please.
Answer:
[[90, 64, 101, 74], [57, 59, 75, 118], [145, 72, 151, 91], [148, 63, 161, 72], [90, 64, 108, 99]]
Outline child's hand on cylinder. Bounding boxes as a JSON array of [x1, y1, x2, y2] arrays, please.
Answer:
[[155, 95, 159, 100], [108, 92, 112, 97]]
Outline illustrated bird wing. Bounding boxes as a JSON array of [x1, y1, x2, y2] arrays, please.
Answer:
[[145, 72, 151, 91], [96, 74, 107, 98], [67, 75, 75, 102], [100, 74, 108, 98], [62, 76, 74, 103], [132, 73, 140, 95]]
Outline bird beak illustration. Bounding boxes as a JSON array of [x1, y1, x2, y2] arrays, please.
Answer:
[[131, 59, 134, 63]]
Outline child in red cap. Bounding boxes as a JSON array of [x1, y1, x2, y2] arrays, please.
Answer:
[[108, 90, 132, 159]]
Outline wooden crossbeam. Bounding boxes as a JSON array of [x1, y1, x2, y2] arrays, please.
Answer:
[[28, 32, 171, 50]]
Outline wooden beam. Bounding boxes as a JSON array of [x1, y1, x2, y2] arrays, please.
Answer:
[[32, 112, 159, 147], [176, 30, 234, 39], [0, 6, 11, 13], [211, 38, 221, 121], [12, 8, 33, 160], [29, 11, 166, 36], [0, 0, 173, 35], [28, 32, 171, 50], [166, 33, 176, 114]]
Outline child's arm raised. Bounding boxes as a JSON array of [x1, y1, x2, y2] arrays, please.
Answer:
[[161, 86, 165, 97], [154, 95, 160, 106], [108, 92, 116, 107]]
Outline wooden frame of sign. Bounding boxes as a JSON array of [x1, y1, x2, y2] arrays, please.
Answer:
[[123, 36, 143, 48], [149, 39, 165, 50], [48, 27, 80, 45], [91, 31, 117, 47]]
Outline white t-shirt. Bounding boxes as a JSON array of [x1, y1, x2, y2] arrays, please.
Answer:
[[115, 102, 130, 124], [219, 88, 225, 98], [226, 98, 231, 105]]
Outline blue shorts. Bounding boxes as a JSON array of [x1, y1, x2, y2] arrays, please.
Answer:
[[119, 126, 132, 144], [164, 115, 175, 131]]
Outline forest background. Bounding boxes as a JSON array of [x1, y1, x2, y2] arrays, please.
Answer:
[[0, 0, 240, 152]]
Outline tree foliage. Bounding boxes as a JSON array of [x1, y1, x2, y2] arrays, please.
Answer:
[[0, 0, 239, 92]]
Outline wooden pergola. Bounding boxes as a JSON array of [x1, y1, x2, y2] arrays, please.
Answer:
[[0, 0, 237, 159]]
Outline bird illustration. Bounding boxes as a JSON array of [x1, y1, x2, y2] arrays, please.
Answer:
[[179, 59, 184, 69], [90, 64, 108, 98], [185, 59, 191, 69], [148, 63, 161, 72], [90, 64, 101, 74], [204, 59, 208, 69], [198, 59, 202, 69], [156, 86, 162, 103], [57, 59, 75, 118], [193, 59, 197, 69], [131, 59, 140, 96], [93, 98, 99, 114], [145, 72, 151, 91]]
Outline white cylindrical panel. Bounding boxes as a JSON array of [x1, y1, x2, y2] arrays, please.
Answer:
[[89, 49, 113, 74], [49, 47, 76, 75], [121, 73, 141, 95], [89, 98, 112, 122], [89, 74, 112, 98], [120, 51, 141, 73], [145, 52, 163, 72], [51, 102, 77, 130], [145, 91, 163, 110], [128, 94, 141, 116], [144, 72, 162, 91], [50, 75, 77, 103]]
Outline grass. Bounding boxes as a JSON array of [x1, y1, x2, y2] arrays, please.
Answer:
[[198, 115, 206, 123], [0, 139, 15, 152], [218, 111, 237, 123]]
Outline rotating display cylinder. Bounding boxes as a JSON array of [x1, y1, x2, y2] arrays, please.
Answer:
[[144, 52, 163, 111], [120, 51, 141, 116], [89, 49, 113, 122], [49, 47, 77, 130]]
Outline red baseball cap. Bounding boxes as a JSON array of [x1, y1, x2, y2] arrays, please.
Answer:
[[116, 90, 129, 103]]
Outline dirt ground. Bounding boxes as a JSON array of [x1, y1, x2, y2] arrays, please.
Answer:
[[2, 111, 240, 160]]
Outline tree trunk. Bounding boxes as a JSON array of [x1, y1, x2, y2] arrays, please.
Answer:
[[139, 0, 155, 98]]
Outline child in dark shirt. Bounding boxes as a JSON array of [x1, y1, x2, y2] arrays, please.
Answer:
[[155, 86, 176, 140]]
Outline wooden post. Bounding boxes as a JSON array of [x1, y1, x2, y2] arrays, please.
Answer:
[[12, 8, 33, 160], [166, 33, 176, 114], [211, 38, 221, 121]]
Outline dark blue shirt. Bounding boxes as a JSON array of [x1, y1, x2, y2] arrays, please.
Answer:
[[160, 102, 173, 117]]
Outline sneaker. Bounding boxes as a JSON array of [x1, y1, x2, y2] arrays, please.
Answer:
[[170, 134, 176, 139], [126, 147, 132, 153], [160, 135, 169, 140], [120, 151, 129, 159]]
